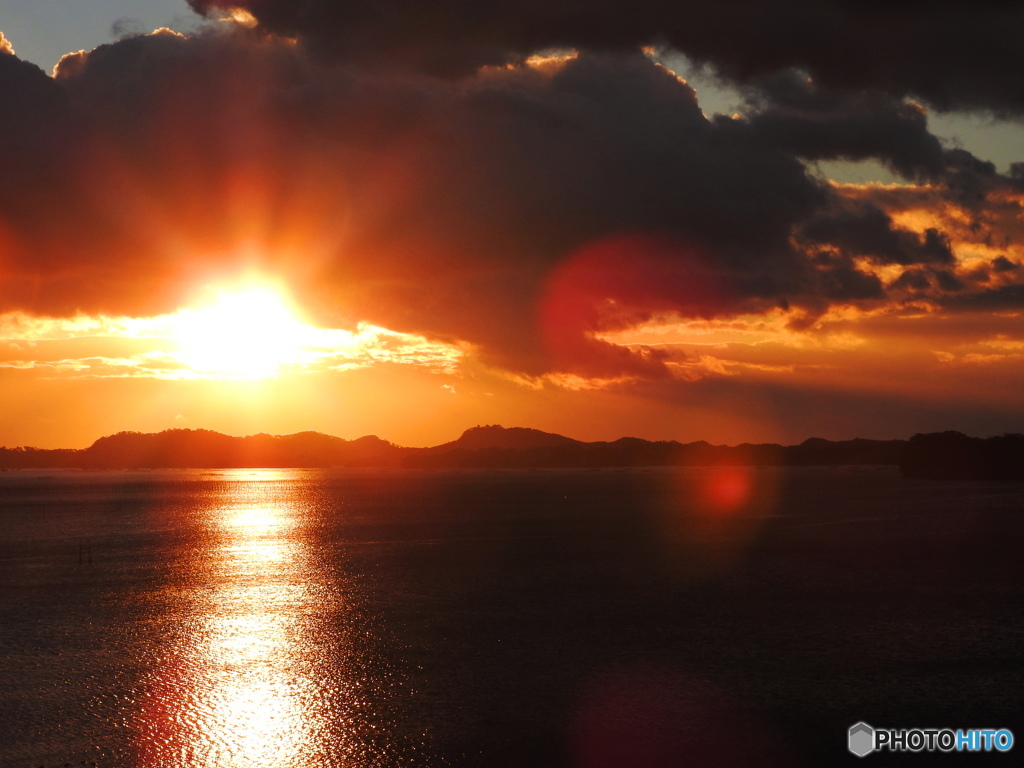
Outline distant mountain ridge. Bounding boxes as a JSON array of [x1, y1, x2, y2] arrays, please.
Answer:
[[0, 424, 891, 469], [0, 425, 1020, 479], [439, 425, 582, 451]]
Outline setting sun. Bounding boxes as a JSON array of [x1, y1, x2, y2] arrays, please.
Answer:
[[171, 286, 313, 379]]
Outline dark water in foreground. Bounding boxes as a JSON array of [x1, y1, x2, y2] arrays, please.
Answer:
[[0, 467, 1022, 767]]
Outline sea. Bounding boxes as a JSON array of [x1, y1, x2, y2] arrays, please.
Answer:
[[0, 467, 1022, 767]]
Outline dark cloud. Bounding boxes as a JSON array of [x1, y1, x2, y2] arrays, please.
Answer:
[[806, 252, 886, 302], [934, 269, 965, 292], [188, 0, 1024, 113], [741, 71, 946, 180], [992, 256, 1018, 273], [800, 201, 955, 266], [944, 284, 1024, 311], [891, 268, 933, 292], [0, 53, 76, 222], [941, 148, 1001, 209]]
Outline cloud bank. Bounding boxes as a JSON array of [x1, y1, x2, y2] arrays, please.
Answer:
[[0, 4, 1022, 383], [188, 0, 1024, 113]]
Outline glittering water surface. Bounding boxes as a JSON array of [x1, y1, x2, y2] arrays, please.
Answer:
[[0, 470, 420, 768], [135, 472, 347, 766], [1, 468, 1022, 767]]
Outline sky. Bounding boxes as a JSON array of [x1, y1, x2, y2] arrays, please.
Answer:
[[1, 1, 1024, 449]]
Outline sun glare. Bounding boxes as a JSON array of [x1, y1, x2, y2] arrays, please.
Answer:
[[171, 287, 313, 379]]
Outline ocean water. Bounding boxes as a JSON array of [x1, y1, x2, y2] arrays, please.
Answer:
[[0, 467, 1022, 767]]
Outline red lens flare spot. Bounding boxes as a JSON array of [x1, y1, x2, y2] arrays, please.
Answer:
[[699, 465, 753, 516], [537, 233, 730, 375], [653, 462, 782, 580]]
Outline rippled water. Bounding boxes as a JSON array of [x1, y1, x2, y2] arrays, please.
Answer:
[[1, 468, 1022, 767], [135, 474, 354, 766], [0, 469, 420, 767]]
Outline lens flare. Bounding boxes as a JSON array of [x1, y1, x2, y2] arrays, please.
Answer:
[[698, 465, 753, 517], [654, 461, 781, 581]]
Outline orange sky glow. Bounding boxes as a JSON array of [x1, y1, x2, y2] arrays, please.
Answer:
[[2, 13, 1024, 449]]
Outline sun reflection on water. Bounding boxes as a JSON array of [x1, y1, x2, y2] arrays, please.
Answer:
[[135, 471, 347, 766]]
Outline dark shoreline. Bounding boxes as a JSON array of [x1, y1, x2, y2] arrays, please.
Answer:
[[2, 425, 1022, 480]]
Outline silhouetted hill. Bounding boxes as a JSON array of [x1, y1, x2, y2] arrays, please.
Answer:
[[0, 446, 78, 469], [0, 425, 1018, 477], [75, 429, 402, 469], [441, 425, 582, 451], [789, 436, 906, 466], [403, 429, 904, 469]]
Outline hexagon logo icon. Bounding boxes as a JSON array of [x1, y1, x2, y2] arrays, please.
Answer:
[[849, 722, 875, 757]]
